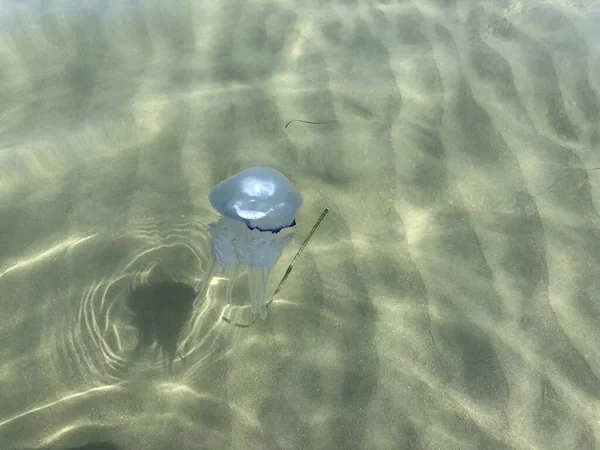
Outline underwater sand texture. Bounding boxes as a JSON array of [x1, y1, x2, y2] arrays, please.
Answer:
[[1, 1, 599, 449]]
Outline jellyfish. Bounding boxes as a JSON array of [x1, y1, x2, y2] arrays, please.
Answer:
[[193, 166, 303, 319]]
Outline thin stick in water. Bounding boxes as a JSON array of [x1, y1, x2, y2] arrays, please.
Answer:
[[284, 120, 333, 128]]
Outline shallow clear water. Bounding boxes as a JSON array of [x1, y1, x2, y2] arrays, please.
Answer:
[[1, 1, 600, 449]]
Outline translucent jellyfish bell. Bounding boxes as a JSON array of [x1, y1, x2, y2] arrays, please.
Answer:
[[193, 166, 302, 319]]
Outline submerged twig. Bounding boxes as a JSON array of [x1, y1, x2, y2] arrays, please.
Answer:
[[532, 167, 600, 198], [284, 120, 333, 128]]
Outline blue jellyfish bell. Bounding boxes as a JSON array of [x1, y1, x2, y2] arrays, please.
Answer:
[[193, 166, 303, 319]]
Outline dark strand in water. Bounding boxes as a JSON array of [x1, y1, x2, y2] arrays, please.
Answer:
[[531, 167, 600, 198], [284, 120, 333, 128]]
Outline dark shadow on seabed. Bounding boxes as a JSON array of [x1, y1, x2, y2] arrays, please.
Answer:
[[121, 281, 196, 375]]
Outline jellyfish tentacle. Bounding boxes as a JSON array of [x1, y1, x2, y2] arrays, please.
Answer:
[[225, 260, 240, 304], [209, 219, 237, 269], [193, 259, 218, 308]]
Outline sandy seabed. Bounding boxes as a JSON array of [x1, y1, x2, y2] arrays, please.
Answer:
[[0, 1, 599, 449]]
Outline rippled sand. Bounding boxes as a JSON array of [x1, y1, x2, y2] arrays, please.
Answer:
[[1, 1, 599, 449]]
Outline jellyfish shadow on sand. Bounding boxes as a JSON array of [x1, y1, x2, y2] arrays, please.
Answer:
[[121, 281, 196, 375]]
